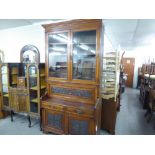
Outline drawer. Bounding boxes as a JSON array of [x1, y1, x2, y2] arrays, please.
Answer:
[[67, 106, 94, 116], [42, 102, 64, 111]]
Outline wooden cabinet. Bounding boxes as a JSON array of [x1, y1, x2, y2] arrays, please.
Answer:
[[41, 97, 100, 135], [0, 62, 46, 124], [41, 19, 103, 134]]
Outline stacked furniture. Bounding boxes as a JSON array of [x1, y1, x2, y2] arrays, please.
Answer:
[[101, 51, 121, 134], [143, 63, 155, 124], [139, 64, 151, 109], [41, 19, 103, 135]]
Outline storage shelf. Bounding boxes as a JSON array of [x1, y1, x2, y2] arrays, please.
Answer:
[[40, 74, 45, 77], [30, 74, 37, 77], [30, 85, 46, 90], [11, 73, 18, 75], [12, 82, 17, 85], [3, 94, 9, 97], [41, 85, 46, 89], [30, 86, 38, 90], [31, 98, 38, 103]]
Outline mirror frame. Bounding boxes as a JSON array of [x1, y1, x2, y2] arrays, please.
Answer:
[[20, 44, 40, 64]]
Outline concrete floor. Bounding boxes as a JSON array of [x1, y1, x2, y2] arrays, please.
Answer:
[[0, 88, 155, 135]]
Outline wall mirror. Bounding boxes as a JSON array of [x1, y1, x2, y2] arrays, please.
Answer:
[[20, 45, 40, 64]]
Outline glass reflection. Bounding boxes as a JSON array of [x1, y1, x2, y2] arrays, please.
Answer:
[[72, 30, 96, 80], [23, 50, 38, 63], [48, 32, 68, 78]]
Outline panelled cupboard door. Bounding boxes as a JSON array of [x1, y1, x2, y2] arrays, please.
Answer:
[[43, 109, 66, 134], [68, 113, 94, 135]]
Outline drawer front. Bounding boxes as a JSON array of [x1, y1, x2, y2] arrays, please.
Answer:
[[68, 113, 95, 135], [42, 102, 64, 111], [67, 106, 94, 116]]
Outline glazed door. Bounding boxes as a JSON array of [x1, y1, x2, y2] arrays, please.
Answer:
[[71, 30, 97, 82], [47, 31, 69, 80], [122, 58, 135, 87], [28, 65, 40, 115]]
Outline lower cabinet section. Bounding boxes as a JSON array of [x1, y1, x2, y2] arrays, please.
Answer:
[[42, 109, 66, 134], [68, 114, 93, 135], [41, 98, 101, 135]]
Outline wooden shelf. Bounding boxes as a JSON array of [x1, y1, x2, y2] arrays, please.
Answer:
[[41, 85, 46, 89], [40, 74, 45, 77], [30, 74, 37, 77], [3, 94, 9, 97], [30, 86, 38, 90], [12, 82, 17, 85], [31, 98, 38, 103], [30, 85, 46, 90]]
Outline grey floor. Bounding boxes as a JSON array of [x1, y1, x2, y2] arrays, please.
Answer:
[[0, 88, 155, 135]]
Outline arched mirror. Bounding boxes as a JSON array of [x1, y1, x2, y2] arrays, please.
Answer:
[[20, 45, 40, 64], [0, 49, 5, 63]]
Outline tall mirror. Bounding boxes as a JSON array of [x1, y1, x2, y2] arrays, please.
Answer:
[[20, 45, 40, 64]]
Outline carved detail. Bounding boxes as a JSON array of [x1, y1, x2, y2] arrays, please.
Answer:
[[52, 87, 91, 98]]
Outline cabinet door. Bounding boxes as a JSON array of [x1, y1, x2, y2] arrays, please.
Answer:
[[28, 65, 40, 115], [48, 32, 69, 79], [43, 109, 66, 134], [72, 30, 97, 81], [68, 113, 94, 135], [17, 94, 28, 112]]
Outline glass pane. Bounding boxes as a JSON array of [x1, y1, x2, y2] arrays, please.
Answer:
[[29, 66, 37, 87], [29, 66, 37, 75], [2, 66, 8, 93], [48, 32, 68, 78], [72, 30, 96, 80], [1, 66, 9, 107], [48, 32, 68, 44]]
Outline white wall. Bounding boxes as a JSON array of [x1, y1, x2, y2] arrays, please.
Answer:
[[0, 24, 45, 63], [104, 34, 115, 53], [124, 47, 155, 88]]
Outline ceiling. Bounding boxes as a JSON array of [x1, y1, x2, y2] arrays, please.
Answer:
[[0, 19, 155, 51], [0, 19, 62, 30], [104, 19, 155, 51]]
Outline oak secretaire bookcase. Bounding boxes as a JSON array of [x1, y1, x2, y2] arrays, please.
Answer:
[[41, 19, 104, 134]]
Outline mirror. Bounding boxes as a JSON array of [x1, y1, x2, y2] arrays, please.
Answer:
[[20, 45, 40, 64]]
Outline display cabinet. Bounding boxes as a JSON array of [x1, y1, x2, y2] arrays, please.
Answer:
[[27, 63, 46, 117], [41, 19, 103, 134], [0, 45, 46, 127]]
